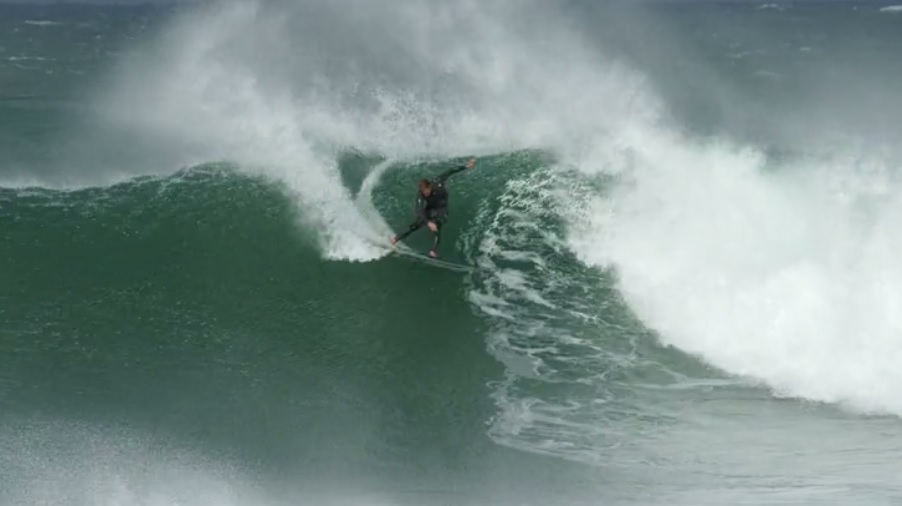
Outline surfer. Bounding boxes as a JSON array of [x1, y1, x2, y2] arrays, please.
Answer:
[[391, 157, 477, 257]]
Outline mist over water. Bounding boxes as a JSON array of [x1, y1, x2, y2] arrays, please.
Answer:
[[1, 420, 266, 506], [84, 0, 660, 258], [4, 0, 902, 504]]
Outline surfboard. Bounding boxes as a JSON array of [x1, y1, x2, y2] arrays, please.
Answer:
[[388, 245, 473, 273], [367, 238, 473, 273]]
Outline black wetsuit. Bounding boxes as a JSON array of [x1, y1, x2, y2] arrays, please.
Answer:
[[394, 164, 468, 253]]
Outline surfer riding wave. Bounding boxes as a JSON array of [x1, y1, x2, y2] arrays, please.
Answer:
[[390, 158, 477, 257]]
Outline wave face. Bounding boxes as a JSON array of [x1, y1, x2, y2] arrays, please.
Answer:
[[4, 1, 902, 505]]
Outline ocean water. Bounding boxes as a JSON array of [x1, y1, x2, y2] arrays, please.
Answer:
[[2, 1, 902, 505]]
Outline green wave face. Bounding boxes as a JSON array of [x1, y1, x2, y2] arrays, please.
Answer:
[[0, 147, 687, 503]]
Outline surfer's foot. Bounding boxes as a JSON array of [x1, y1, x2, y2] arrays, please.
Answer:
[[429, 250, 438, 258], [390, 235, 398, 246]]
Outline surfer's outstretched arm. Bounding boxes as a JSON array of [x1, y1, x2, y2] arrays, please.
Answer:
[[436, 158, 477, 183], [391, 194, 430, 245], [393, 218, 424, 243]]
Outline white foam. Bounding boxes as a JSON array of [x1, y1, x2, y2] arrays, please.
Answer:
[[95, 2, 390, 261], [23, 20, 62, 27], [8, 56, 48, 62], [352, 160, 404, 252], [571, 124, 902, 416], [880, 5, 902, 13], [466, 167, 620, 440]]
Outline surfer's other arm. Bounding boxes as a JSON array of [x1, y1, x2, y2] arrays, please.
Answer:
[[436, 157, 477, 183]]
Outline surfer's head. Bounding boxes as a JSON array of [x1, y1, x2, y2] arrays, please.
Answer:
[[419, 179, 433, 197]]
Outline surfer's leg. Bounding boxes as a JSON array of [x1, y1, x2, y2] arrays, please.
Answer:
[[429, 226, 442, 257], [428, 213, 446, 257]]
